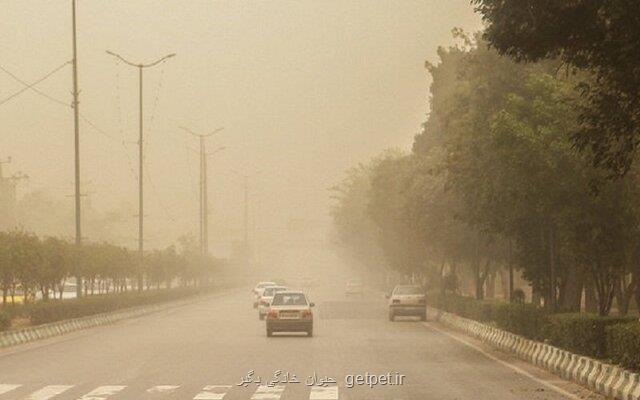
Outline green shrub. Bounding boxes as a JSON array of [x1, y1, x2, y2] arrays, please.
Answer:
[[494, 302, 548, 340], [543, 313, 635, 359], [606, 321, 640, 370], [431, 293, 499, 322], [0, 311, 10, 331], [29, 287, 209, 325]]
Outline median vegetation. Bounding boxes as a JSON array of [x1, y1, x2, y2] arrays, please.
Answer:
[[0, 231, 223, 331], [431, 294, 640, 371]]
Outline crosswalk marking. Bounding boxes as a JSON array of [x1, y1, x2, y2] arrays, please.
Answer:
[[26, 385, 74, 400], [309, 385, 339, 400], [0, 384, 21, 396], [146, 386, 180, 394], [250, 385, 285, 400], [0, 383, 342, 400], [193, 385, 231, 400], [76, 386, 126, 400]]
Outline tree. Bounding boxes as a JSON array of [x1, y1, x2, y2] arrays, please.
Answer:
[[472, 0, 640, 176]]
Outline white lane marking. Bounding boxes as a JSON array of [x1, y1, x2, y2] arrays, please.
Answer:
[[423, 322, 582, 400], [26, 385, 74, 400], [146, 386, 180, 394], [250, 385, 285, 400], [309, 385, 338, 400], [76, 386, 126, 400], [0, 385, 21, 396], [193, 385, 231, 400]]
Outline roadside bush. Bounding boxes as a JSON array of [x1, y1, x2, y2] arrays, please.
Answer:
[[494, 303, 548, 340], [433, 294, 498, 322], [0, 311, 10, 331], [29, 287, 210, 325], [542, 313, 635, 359], [431, 292, 640, 369], [606, 321, 640, 370]]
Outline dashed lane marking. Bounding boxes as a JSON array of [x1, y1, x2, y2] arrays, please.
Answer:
[[309, 385, 338, 400], [76, 386, 127, 400], [423, 322, 582, 400], [193, 385, 231, 400], [26, 385, 74, 400], [146, 386, 180, 394], [250, 385, 285, 400], [0, 385, 20, 396]]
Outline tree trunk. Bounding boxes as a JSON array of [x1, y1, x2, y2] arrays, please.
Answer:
[[561, 267, 584, 312]]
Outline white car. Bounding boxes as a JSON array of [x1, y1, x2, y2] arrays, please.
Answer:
[[257, 286, 288, 320], [266, 291, 315, 337], [387, 285, 426, 321], [253, 281, 277, 308]]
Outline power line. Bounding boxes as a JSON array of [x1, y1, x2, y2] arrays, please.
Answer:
[[0, 61, 71, 107]]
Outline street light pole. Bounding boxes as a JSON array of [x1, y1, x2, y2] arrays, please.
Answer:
[[71, 0, 83, 298], [203, 146, 226, 257], [181, 127, 224, 257], [106, 50, 175, 291]]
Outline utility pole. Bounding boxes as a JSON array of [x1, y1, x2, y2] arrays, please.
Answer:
[[181, 127, 224, 257], [71, 0, 83, 299], [231, 170, 260, 264], [106, 50, 175, 291], [203, 146, 226, 257], [243, 175, 248, 251]]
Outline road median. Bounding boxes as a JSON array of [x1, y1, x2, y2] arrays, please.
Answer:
[[0, 285, 234, 350], [434, 308, 640, 400]]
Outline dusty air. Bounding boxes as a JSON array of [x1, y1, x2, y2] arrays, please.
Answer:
[[0, 1, 639, 400]]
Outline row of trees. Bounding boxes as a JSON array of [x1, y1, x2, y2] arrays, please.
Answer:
[[332, 30, 640, 316], [0, 231, 217, 305]]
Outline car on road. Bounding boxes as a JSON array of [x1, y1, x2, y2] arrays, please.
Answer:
[[345, 280, 363, 296], [266, 291, 314, 337], [387, 285, 426, 322], [257, 285, 288, 320], [253, 281, 277, 308]]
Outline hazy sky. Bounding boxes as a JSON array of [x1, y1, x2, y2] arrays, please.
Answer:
[[1, 1, 481, 250]]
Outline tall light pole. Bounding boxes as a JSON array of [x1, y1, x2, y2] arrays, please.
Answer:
[[231, 170, 260, 264], [71, 0, 83, 298], [203, 146, 226, 257], [181, 127, 223, 256], [107, 50, 175, 291]]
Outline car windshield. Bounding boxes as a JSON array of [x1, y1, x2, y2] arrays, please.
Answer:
[[271, 293, 308, 306], [394, 286, 423, 295]]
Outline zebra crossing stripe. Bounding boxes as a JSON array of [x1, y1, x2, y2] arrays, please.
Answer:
[[0, 384, 21, 396], [250, 385, 285, 400], [193, 385, 231, 400], [146, 386, 180, 394], [26, 385, 74, 400], [76, 386, 126, 400], [309, 385, 338, 400]]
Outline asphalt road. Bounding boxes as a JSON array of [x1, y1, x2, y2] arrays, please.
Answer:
[[0, 285, 602, 400]]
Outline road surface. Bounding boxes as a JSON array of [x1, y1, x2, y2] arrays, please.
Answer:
[[0, 285, 600, 400]]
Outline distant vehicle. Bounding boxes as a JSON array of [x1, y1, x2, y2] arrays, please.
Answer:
[[258, 285, 288, 320], [266, 291, 314, 337], [345, 280, 363, 296], [387, 285, 426, 322], [271, 278, 287, 286], [253, 281, 277, 308]]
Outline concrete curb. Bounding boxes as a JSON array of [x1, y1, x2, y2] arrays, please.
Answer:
[[0, 289, 227, 350], [436, 309, 640, 400]]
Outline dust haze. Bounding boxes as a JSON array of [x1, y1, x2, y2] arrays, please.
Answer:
[[1, 1, 481, 276]]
